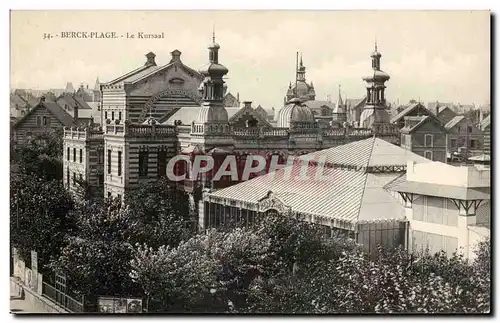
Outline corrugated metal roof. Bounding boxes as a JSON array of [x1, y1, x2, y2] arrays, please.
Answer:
[[208, 138, 426, 225], [303, 137, 429, 169], [210, 164, 367, 223], [444, 115, 465, 130]]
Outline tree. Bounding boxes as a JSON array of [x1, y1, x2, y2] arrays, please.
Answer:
[[12, 130, 64, 181], [130, 215, 358, 313], [52, 199, 140, 297], [10, 172, 75, 273], [125, 178, 194, 249]]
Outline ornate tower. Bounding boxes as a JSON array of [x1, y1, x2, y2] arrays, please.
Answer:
[[359, 42, 391, 128], [190, 31, 234, 152]]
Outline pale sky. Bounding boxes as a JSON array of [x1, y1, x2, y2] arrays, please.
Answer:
[[10, 10, 490, 109]]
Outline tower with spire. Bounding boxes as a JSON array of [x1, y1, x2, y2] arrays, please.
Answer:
[[332, 85, 347, 125], [284, 53, 316, 104], [93, 77, 101, 102], [359, 41, 391, 128], [191, 29, 234, 152]]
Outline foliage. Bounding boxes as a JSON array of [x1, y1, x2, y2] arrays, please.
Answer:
[[52, 199, 140, 296], [130, 215, 356, 313], [246, 243, 491, 314], [11, 130, 64, 181], [124, 178, 194, 249], [10, 172, 75, 272]]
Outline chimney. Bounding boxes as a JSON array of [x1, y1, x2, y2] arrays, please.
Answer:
[[237, 92, 240, 105], [170, 49, 182, 63], [243, 101, 252, 109], [74, 104, 79, 120], [145, 52, 157, 66]]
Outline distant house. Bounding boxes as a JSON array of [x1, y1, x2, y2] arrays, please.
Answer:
[[400, 115, 448, 163], [10, 93, 29, 119], [427, 101, 453, 115], [390, 102, 434, 129], [223, 92, 240, 107], [12, 97, 74, 145], [435, 106, 458, 125], [445, 116, 484, 159], [479, 115, 491, 155]]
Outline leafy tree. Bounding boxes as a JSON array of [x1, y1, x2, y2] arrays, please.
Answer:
[[130, 215, 358, 313], [10, 172, 75, 273], [125, 178, 194, 249], [52, 199, 140, 297], [11, 130, 64, 181]]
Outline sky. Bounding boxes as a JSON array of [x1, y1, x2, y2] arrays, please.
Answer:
[[10, 10, 490, 109]]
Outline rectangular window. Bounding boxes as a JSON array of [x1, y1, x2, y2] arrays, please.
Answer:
[[117, 151, 122, 176], [424, 134, 433, 147], [467, 126, 472, 133], [112, 111, 115, 120], [425, 150, 433, 160], [42, 116, 47, 126], [105, 111, 108, 120], [451, 139, 457, 148], [79, 149, 83, 163], [98, 173, 104, 187], [117, 194, 121, 201], [138, 151, 149, 177], [107, 149, 112, 174], [36, 116, 42, 127], [73, 148, 76, 162], [73, 172, 76, 185], [98, 149, 104, 164], [119, 111, 122, 121], [67, 147, 70, 161], [157, 150, 167, 178]]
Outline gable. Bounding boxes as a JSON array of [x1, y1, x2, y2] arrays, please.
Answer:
[[229, 106, 272, 128], [127, 62, 203, 97], [14, 104, 64, 129]]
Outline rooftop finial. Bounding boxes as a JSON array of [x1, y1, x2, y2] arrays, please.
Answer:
[[375, 38, 378, 51], [300, 53, 303, 66], [212, 23, 216, 44]]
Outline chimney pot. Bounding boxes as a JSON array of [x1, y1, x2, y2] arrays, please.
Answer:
[[170, 49, 182, 62], [145, 52, 157, 66], [243, 101, 252, 109]]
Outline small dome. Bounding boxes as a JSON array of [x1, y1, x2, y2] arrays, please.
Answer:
[[359, 107, 390, 128], [197, 106, 229, 123], [209, 42, 220, 50], [277, 99, 315, 128], [362, 70, 390, 82], [371, 50, 382, 58], [199, 63, 229, 76]]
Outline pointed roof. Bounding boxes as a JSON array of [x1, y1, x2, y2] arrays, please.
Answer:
[[400, 115, 447, 134], [14, 99, 74, 129], [390, 102, 433, 124], [65, 82, 74, 92], [229, 104, 272, 128], [104, 52, 202, 86], [444, 115, 465, 130], [480, 114, 491, 131]]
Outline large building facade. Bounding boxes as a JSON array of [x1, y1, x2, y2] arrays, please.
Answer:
[[63, 37, 400, 203]]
